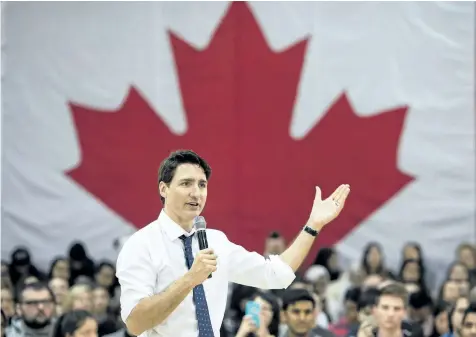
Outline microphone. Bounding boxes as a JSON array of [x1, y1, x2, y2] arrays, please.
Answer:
[[194, 216, 212, 278]]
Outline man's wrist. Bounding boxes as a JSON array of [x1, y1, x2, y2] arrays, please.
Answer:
[[182, 272, 197, 289], [305, 220, 324, 232], [303, 225, 319, 237]]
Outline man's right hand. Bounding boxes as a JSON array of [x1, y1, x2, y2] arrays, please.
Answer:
[[187, 248, 217, 286]]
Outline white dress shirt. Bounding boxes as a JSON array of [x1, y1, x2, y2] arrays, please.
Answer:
[[116, 210, 296, 337]]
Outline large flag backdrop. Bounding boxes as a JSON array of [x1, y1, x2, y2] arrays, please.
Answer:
[[2, 2, 475, 274]]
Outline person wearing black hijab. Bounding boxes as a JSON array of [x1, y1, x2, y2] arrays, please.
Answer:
[[68, 242, 95, 286], [8, 248, 44, 286], [313, 247, 341, 281]]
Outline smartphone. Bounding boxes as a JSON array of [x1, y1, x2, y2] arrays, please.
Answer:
[[245, 300, 261, 328]]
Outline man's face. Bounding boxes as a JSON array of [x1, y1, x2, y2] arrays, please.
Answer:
[[264, 237, 285, 256], [160, 164, 208, 224], [374, 295, 406, 330], [461, 313, 476, 337], [18, 288, 55, 328], [284, 301, 315, 335]]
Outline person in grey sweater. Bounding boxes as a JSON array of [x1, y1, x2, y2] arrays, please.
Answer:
[[6, 282, 56, 337]]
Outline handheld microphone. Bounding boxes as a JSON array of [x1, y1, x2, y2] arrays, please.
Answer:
[[194, 216, 212, 279]]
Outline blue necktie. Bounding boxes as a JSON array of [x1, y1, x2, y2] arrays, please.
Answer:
[[180, 235, 215, 337]]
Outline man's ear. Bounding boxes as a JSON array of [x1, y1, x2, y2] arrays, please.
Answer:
[[159, 181, 168, 200]]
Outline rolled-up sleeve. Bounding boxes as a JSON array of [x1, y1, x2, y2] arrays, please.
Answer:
[[116, 233, 156, 323], [222, 233, 295, 289]]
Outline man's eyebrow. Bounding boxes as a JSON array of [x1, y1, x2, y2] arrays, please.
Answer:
[[178, 178, 207, 183]]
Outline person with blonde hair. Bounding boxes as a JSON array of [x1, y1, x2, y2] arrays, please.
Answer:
[[62, 285, 93, 313]]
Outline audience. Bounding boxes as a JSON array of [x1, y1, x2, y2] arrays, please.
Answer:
[[1, 237, 475, 337]]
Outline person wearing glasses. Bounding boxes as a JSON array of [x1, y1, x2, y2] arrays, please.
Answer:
[[6, 282, 56, 337]]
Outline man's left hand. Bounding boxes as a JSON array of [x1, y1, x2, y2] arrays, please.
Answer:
[[307, 184, 350, 231]]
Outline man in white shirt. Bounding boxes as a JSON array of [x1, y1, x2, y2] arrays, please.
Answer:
[[116, 150, 350, 337]]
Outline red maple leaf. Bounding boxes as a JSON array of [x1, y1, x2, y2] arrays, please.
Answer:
[[67, 2, 413, 264]]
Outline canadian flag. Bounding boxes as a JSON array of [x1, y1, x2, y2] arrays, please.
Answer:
[[1, 2, 474, 277]]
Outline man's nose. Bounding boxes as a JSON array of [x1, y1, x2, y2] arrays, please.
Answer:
[[189, 185, 200, 197]]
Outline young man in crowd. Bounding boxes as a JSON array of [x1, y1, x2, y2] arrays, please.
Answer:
[[280, 288, 335, 337], [6, 282, 56, 337], [459, 304, 476, 337]]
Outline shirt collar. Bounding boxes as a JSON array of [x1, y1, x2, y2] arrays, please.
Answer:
[[158, 209, 196, 241]]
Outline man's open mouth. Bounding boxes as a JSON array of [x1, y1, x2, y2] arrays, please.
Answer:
[[186, 202, 199, 207]]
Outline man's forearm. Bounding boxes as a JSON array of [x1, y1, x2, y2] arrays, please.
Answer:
[[279, 223, 318, 272], [126, 274, 195, 335]]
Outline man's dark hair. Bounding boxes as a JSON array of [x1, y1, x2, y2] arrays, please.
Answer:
[[461, 302, 476, 327], [358, 287, 380, 311], [53, 310, 94, 337], [345, 287, 361, 303], [409, 289, 433, 309], [267, 231, 282, 239], [158, 150, 212, 204], [18, 281, 54, 303], [282, 288, 315, 311], [378, 282, 408, 307]]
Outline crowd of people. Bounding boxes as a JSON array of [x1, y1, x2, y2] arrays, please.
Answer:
[[1, 233, 476, 337]]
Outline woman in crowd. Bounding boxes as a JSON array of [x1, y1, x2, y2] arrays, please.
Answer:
[[68, 243, 95, 286], [235, 291, 280, 337], [399, 259, 429, 294], [359, 243, 393, 279], [313, 248, 341, 282], [8, 248, 44, 286], [53, 310, 97, 337], [91, 286, 118, 337], [48, 258, 70, 282], [62, 285, 93, 313], [456, 244, 476, 285]]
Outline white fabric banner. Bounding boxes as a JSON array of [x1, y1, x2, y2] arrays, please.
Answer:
[[1, 2, 474, 277]]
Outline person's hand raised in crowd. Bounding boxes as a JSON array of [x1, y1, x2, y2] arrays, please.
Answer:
[[236, 315, 258, 337]]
